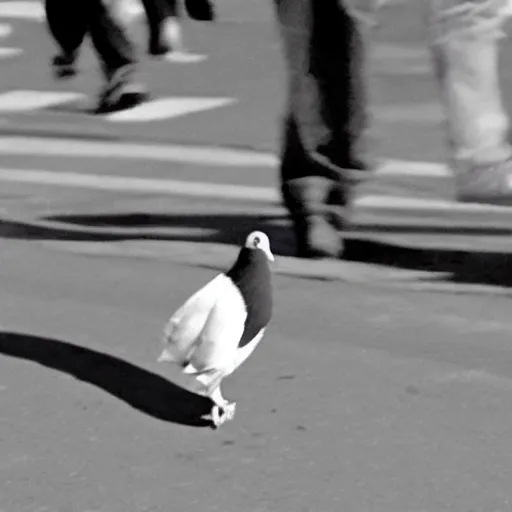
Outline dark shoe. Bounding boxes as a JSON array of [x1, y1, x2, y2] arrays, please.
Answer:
[[95, 85, 148, 114], [184, 0, 215, 21], [96, 66, 148, 114], [282, 177, 349, 258], [149, 18, 184, 56], [457, 158, 512, 205], [52, 53, 78, 79]]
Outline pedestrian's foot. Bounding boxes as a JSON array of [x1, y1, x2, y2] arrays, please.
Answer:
[[282, 177, 347, 259], [51, 53, 77, 79], [296, 216, 344, 259], [149, 17, 184, 56], [95, 84, 148, 114], [457, 158, 512, 205], [96, 64, 148, 114], [184, 0, 215, 21]]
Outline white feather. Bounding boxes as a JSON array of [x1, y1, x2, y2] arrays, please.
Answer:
[[159, 274, 248, 385]]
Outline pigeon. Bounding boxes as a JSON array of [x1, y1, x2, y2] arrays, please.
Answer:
[[158, 231, 274, 428]]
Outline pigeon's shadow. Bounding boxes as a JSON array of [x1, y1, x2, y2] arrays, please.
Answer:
[[0, 331, 213, 427]]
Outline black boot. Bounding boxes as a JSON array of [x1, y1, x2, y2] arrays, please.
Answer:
[[282, 177, 350, 259], [184, 0, 215, 21]]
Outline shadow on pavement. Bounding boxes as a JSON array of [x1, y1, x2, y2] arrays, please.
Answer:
[[2, 212, 512, 287], [0, 331, 213, 428]]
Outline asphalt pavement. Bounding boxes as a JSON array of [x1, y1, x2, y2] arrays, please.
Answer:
[[1, 0, 512, 272], [2, 238, 512, 511], [2, 4, 512, 509]]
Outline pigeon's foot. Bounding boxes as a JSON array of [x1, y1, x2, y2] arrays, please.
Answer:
[[223, 402, 236, 421], [210, 402, 236, 429]]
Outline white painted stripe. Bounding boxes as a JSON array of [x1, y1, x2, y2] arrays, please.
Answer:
[[0, 91, 84, 112], [0, 167, 281, 202], [378, 160, 449, 177], [164, 52, 208, 63], [0, 47, 22, 58], [0, 167, 511, 213], [0, 23, 13, 37], [0, 1, 44, 20], [355, 195, 512, 212], [0, 136, 278, 167], [106, 97, 236, 122], [0, 136, 450, 176]]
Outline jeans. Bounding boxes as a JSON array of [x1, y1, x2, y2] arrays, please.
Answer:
[[274, 0, 512, 188], [274, 0, 370, 187], [427, 0, 512, 173], [45, 0, 136, 79]]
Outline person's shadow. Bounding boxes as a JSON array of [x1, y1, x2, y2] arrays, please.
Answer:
[[0, 331, 213, 428]]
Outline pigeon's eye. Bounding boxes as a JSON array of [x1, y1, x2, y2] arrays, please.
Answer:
[[253, 236, 260, 247]]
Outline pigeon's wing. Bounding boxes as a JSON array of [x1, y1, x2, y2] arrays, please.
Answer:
[[233, 328, 266, 372], [159, 274, 228, 365], [187, 277, 247, 375]]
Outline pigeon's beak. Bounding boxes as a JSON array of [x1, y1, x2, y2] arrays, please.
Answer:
[[266, 248, 275, 262]]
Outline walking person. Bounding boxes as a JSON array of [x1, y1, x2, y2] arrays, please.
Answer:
[[273, 0, 373, 258], [183, 0, 216, 21], [46, 0, 148, 114], [273, 0, 512, 258]]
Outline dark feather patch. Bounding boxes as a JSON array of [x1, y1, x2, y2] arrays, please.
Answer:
[[225, 248, 272, 347]]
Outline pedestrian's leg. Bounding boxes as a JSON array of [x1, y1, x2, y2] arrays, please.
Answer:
[[87, 0, 148, 113], [184, 0, 215, 21], [428, 0, 512, 203], [274, 0, 373, 258], [45, 0, 87, 77], [140, 0, 184, 55]]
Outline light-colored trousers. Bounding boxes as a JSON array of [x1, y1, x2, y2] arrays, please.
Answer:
[[352, 0, 512, 173]]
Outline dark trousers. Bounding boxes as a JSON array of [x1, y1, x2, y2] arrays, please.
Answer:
[[45, 0, 136, 79], [273, 0, 371, 255], [274, 0, 369, 185], [142, 0, 178, 54]]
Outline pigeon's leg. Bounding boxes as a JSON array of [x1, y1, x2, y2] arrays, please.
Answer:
[[210, 385, 236, 427]]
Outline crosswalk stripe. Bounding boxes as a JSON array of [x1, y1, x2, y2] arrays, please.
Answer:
[[0, 136, 278, 167], [355, 195, 511, 212], [0, 1, 44, 20], [106, 97, 236, 122], [378, 160, 448, 177], [0, 90, 84, 112], [163, 52, 208, 63], [0, 47, 22, 58], [0, 23, 13, 37], [0, 167, 281, 201], [0, 167, 510, 213], [0, 135, 450, 175], [0, 90, 236, 122]]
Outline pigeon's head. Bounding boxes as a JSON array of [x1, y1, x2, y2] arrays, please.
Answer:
[[245, 231, 274, 261]]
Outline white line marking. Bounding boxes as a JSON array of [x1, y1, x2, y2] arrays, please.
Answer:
[[0, 23, 13, 37], [106, 97, 236, 122], [0, 47, 22, 58], [0, 136, 450, 176], [163, 52, 208, 63], [0, 91, 84, 112], [0, 136, 278, 167], [0, 167, 281, 201], [378, 160, 449, 177], [0, 1, 44, 20], [356, 195, 512, 212], [0, 167, 511, 213]]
